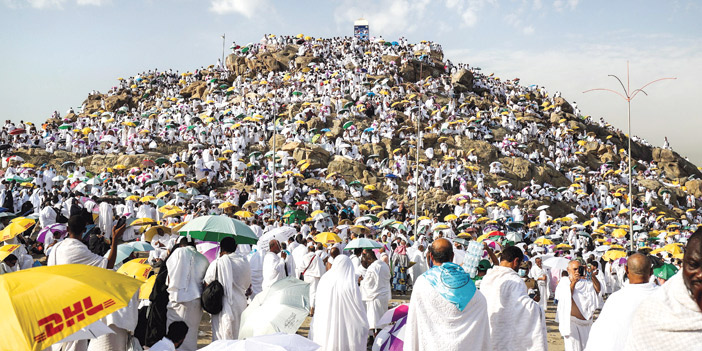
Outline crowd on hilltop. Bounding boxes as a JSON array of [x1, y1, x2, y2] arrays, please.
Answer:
[[0, 33, 700, 351]]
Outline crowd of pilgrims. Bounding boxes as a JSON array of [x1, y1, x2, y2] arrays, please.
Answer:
[[0, 33, 699, 351]]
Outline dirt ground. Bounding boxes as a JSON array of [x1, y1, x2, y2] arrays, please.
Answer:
[[196, 293, 571, 351]]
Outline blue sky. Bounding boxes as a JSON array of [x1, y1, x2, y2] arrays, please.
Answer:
[[2, 0, 701, 162]]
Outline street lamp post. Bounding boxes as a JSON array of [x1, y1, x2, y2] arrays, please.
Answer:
[[583, 61, 676, 251]]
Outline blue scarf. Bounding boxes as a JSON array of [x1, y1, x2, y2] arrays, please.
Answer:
[[423, 262, 476, 311]]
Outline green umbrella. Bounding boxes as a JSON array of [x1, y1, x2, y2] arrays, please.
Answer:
[[155, 157, 169, 165], [344, 238, 383, 250], [348, 180, 362, 186], [360, 214, 379, 222], [187, 125, 197, 130], [284, 210, 308, 224], [391, 223, 408, 231], [150, 199, 166, 208], [379, 219, 395, 228], [292, 91, 303, 96], [241, 47, 249, 53], [248, 151, 262, 158], [162, 179, 177, 186], [178, 215, 258, 244], [653, 263, 678, 280], [58, 124, 72, 130], [343, 121, 354, 129], [454, 238, 471, 246], [343, 102, 353, 109], [144, 179, 160, 187]]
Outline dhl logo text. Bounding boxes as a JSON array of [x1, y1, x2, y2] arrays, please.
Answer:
[[33, 296, 116, 343]]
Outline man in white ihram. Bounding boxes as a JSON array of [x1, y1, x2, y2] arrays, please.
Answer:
[[585, 253, 656, 351], [166, 237, 209, 351], [555, 260, 601, 351], [359, 250, 391, 332], [481, 245, 547, 351], [529, 256, 549, 312], [203, 236, 251, 341], [405, 238, 490, 350], [261, 239, 287, 293], [300, 243, 325, 316]]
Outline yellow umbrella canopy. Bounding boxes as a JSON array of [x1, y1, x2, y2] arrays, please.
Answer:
[[444, 214, 458, 221], [0, 264, 141, 351], [314, 232, 342, 245], [139, 275, 157, 300], [218, 202, 235, 209], [130, 218, 157, 226], [156, 191, 170, 199], [0, 244, 20, 261], [611, 228, 628, 238], [234, 211, 254, 219], [534, 237, 553, 246], [143, 225, 171, 242], [116, 258, 153, 282], [0, 218, 36, 241]]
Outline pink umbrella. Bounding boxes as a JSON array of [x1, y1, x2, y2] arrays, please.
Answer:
[[37, 223, 68, 244], [374, 304, 409, 351], [196, 241, 220, 263]]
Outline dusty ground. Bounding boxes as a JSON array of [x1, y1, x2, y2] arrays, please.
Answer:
[[196, 293, 571, 350]]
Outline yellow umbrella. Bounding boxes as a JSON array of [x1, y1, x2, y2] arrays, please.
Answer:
[[476, 233, 491, 242], [358, 204, 369, 211], [365, 200, 378, 206], [143, 225, 171, 242], [603, 249, 627, 261], [20, 163, 35, 168], [556, 243, 573, 250], [125, 195, 139, 201], [130, 218, 156, 226], [162, 209, 185, 218], [534, 237, 553, 246], [158, 205, 182, 213], [473, 207, 486, 215], [156, 191, 170, 199], [364, 185, 376, 191], [0, 244, 20, 261], [663, 243, 683, 255], [611, 228, 627, 238], [139, 275, 157, 300], [243, 201, 258, 209], [218, 202, 235, 209], [308, 189, 321, 195], [0, 264, 141, 351], [113, 164, 127, 170], [116, 258, 152, 281], [169, 222, 188, 233], [235, 211, 254, 219], [444, 214, 458, 221], [314, 232, 342, 245], [0, 218, 36, 241], [140, 196, 155, 202]]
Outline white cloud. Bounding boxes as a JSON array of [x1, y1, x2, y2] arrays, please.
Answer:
[[523, 25, 535, 35], [25, 0, 64, 9], [209, 0, 268, 17]]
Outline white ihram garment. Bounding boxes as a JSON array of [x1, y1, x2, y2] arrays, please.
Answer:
[[480, 266, 547, 351], [203, 253, 251, 341], [360, 260, 391, 329]]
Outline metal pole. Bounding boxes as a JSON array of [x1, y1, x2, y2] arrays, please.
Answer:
[[272, 104, 277, 222], [414, 111, 420, 239], [221, 34, 226, 70], [583, 63, 675, 252]]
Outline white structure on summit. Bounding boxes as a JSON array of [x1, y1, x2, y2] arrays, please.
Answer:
[[354, 18, 369, 41]]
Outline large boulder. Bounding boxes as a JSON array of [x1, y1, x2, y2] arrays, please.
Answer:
[[291, 144, 330, 169], [104, 92, 136, 112], [685, 179, 702, 198], [456, 138, 499, 164], [652, 147, 701, 180], [451, 69, 474, 93], [328, 155, 367, 182], [180, 81, 208, 100], [554, 97, 573, 114]]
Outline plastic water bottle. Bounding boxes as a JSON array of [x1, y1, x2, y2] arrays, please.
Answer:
[[464, 241, 482, 278]]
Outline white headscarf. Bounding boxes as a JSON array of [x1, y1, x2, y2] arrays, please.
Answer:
[[310, 255, 369, 351]]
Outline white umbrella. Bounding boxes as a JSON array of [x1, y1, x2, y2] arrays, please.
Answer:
[[99, 135, 118, 144], [505, 231, 522, 242], [542, 257, 570, 271], [536, 205, 549, 211], [57, 320, 114, 343], [200, 333, 320, 351], [259, 226, 298, 246], [238, 277, 310, 339]]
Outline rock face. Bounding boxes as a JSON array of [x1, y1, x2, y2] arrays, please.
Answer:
[[328, 155, 367, 182], [180, 81, 208, 100], [451, 68, 474, 93], [554, 97, 573, 114], [279, 142, 330, 169], [652, 148, 701, 179], [104, 92, 137, 112], [456, 138, 499, 164]]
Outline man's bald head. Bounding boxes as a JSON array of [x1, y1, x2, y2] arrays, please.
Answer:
[[429, 238, 453, 265], [625, 253, 651, 284], [269, 239, 281, 254]]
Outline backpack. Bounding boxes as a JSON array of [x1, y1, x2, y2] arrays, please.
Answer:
[[201, 262, 224, 314], [53, 207, 68, 224]]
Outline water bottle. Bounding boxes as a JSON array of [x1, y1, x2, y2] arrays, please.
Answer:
[[464, 240, 482, 278]]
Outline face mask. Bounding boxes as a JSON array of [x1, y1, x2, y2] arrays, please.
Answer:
[[518, 269, 527, 277]]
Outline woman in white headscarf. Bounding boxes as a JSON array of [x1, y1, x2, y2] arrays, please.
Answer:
[[310, 255, 369, 351]]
